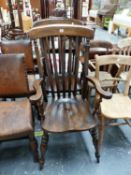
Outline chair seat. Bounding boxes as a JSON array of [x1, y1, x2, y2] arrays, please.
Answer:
[[101, 93, 131, 119], [42, 97, 96, 133], [0, 99, 33, 140], [89, 71, 114, 87]]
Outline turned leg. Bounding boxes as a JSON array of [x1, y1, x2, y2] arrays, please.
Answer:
[[29, 134, 39, 162], [89, 127, 100, 163], [95, 114, 105, 163], [98, 115, 105, 149], [40, 131, 49, 170]]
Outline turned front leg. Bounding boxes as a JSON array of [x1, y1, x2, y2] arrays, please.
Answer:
[[40, 131, 49, 169]]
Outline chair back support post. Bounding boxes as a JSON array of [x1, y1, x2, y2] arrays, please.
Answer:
[[96, 54, 131, 95]]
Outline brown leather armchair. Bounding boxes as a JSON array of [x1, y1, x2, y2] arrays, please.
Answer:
[[0, 54, 43, 163]]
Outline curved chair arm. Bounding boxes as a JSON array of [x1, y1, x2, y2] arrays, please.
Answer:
[[29, 79, 43, 103], [86, 76, 112, 99], [30, 79, 45, 119]]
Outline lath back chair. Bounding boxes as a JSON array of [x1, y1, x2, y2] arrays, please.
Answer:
[[32, 18, 83, 82], [113, 37, 131, 93], [88, 40, 113, 77], [95, 54, 131, 153], [28, 24, 111, 169], [29, 24, 93, 98], [87, 40, 116, 98], [0, 54, 43, 163]]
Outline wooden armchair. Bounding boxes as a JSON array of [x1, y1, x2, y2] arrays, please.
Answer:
[[0, 54, 43, 163], [113, 37, 131, 93], [28, 24, 111, 169], [96, 54, 131, 155], [86, 40, 116, 96]]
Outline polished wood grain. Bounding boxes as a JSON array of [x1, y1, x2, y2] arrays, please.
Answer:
[[28, 24, 111, 169], [33, 17, 83, 27], [96, 54, 131, 152], [28, 24, 94, 39]]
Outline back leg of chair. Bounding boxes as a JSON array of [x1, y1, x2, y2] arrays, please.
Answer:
[[29, 133, 39, 162], [40, 130, 49, 170], [89, 127, 100, 163]]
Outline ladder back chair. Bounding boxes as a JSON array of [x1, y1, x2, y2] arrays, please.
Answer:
[[28, 24, 111, 169], [86, 40, 116, 97], [0, 54, 43, 163], [95, 54, 131, 153], [88, 40, 114, 84], [113, 37, 131, 93]]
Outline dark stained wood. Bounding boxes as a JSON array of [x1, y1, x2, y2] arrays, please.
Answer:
[[7, 0, 15, 28], [28, 24, 94, 39], [33, 17, 83, 27], [43, 97, 96, 133], [28, 24, 110, 169]]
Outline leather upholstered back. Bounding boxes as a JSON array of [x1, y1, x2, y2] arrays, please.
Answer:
[[1, 40, 34, 72], [0, 54, 29, 97]]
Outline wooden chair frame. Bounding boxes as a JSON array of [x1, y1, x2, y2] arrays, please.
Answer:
[[28, 24, 111, 169], [95, 54, 131, 153]]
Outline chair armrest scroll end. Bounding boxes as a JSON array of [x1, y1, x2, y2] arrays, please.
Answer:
[[29, 78, 43, 103], [87, 76, 112, 99]]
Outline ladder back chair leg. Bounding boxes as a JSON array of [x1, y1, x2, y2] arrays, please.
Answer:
[[98, 114, 105, 160], [29, 133, 39, 162], [40, 131, 49, 169]]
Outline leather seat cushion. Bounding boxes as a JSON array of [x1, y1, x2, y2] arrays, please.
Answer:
[[0, 99, 33, 140]]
